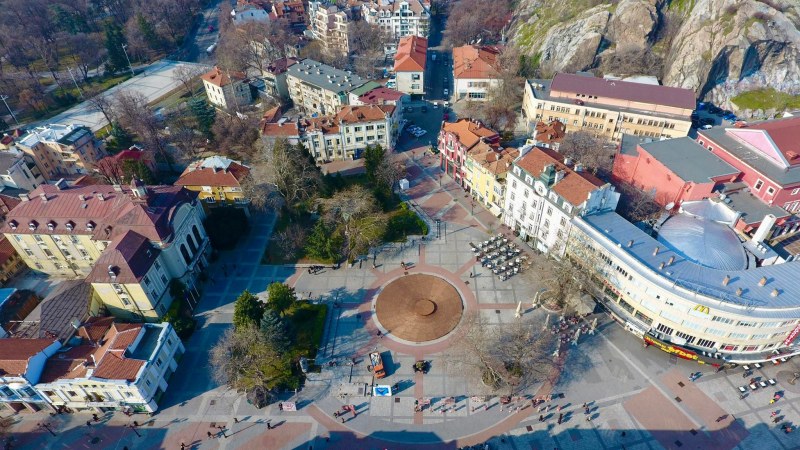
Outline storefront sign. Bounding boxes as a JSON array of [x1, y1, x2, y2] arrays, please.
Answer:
[[783, 323, 800, 346], [85, 401, 118, 408], [644, 335, 698, 361], [281, 401, 297, 411]]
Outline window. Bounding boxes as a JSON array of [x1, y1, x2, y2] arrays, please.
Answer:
[[355, 137, 364, 142], [34, 235, 44, 243], [144, 276, 151, 286], [767, 187, 775, 195], [675, 331, 696, 344], [711, 316, 734, 325], [67, 391, 78, 397], [705, 327, 726, 336], [696, 338, 715, 349], [721, 344, 738, 351], [155, 261, 161, 271], [560, 217, 567, 226], [546, 207, 553, 215], [155, 358, 162, 367], [656, 323, 674, 335], [353, 126, 362, 132], [180, 244, 192, 265], [737, 320, 756, 327], [728, 332, 748, 339], [792, 188, 799, 195], [754, 179, 764, 191]]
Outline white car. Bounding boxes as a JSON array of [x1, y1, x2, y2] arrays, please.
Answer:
[[443, 89, 449, 96]]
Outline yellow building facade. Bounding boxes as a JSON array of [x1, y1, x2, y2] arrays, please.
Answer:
[[464, 144, 519, 216], [175, 156, 250, 207]]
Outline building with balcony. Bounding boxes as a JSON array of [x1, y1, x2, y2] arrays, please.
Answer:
[[271, 0, 307, 31], [363, 0, 430, 54], [2, 180, 209, 320], [393, 35, 426, 95], [201, 66, 252, 110], [464, 145, 519, 217], [262, 58, 298, 101], [438, 119, 499, 187], [175, 156, 251, 207], [503, 145, 619, 256], [16, 124, 105, 182], [452, 45, 502, 102], [36, 317, 184, 413], [0, 148, 44, 191], [0, 338, 60, 413], [308, 1, 354, 56], [568, 207, 800, 364], [286, 59, 366, 116], [522, 73, 695, 142]]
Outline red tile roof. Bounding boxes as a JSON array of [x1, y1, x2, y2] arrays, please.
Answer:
[[76, 317, 146, 382], [453, 45, 501, 80], [0, 135, 13, 145], [175, 158, 250, 188], [335, 105, 395, 124], [441, 119, 500, 150], [3, 184, 197, 243], [0, 194, 20, 217], [359, 87, 405, 104], [535, 121, 566, 145], [394, 36, 427, 72], [265, 57, 298, 75], [261, 121, 301, 137], [87, 230, 160, 284], [515, 146, 604, 206], [550, 73, 696, 109], [39, 344, 95, 382], [78, 316, 115, 343], [745, 116, 800, 163], [469, 145, 519, 175], [0, 338, 55, 376], [201, 66, 246, 88]]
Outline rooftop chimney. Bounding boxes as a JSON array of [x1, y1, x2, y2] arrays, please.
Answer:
[[736, 287, 743, 296], [722, 275, 731, 286], [113, 184, 123, 193], [667, 256, 675, 266], [653, 246, 660, 256], [19, 193, 29, 202], [627, 240, 633, 248], [97, 193, 105, 201], [39, 193, 48, 203], [759, 276, 767, 287], [771, 289, 779, 297]]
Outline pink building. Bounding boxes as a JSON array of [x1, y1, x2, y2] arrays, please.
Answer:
[[438, 119, 499, 188], [697, 117, 800, 213], [613, 136, 739, 207]]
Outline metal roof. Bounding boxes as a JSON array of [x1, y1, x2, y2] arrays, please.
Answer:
[[574, 211, 800, 318], [656, 214, 747, 271], [287, 59, 366, 94], [639, 137, 739, 183], [699, 125, 800, 185]]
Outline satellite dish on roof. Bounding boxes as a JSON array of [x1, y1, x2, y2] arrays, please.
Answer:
[[665, 202, 675, 211]]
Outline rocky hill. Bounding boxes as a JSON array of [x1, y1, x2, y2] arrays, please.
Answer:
[[510, 0, 800, 117]]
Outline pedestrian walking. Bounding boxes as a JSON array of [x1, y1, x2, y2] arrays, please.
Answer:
[[207, 431, 213, 439], [279, 402, 283, 411], [340, 417, 345, 423], [92, 414, 99, 422], [557, 405, 563, 412], [181, 443, 186, 450], [582, 403, 587, 409], [234, 417, 239, 423], [557, 413, 563, 424], [267, 422, 272, 430], [770, 399, 776, 405], [539, 415, 544, 422], [771, 411, 778, 417], [86, 421, 91, 427], [586, 416, 592, 422]]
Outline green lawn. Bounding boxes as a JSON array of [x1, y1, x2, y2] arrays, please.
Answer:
[[286, 302, 328, 360], [731, 88, 800, 111]]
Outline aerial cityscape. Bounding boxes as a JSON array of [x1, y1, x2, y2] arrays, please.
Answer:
[[0, 0, 799, 449]]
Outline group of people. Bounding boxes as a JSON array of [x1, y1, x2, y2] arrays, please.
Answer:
[[307, 265, 324, 274]]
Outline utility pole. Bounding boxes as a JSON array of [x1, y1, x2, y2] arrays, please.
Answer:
[[0, 95, 19, 125], [67, 67, 84, 99], [121, 44, 135, 77]]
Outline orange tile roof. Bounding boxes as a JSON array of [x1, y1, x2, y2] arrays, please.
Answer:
[[335, 105, 395, 124], [0, 338, 55, 376], [535, 121, 566, 145], [302, 117, 340, 135], [201, 66, 246, 88], [441, 119, 499, 150], [469, 145, 519, 175], [261, 121, 301, 136], [515, 146, 604, 206], [85, 319, 145, 381], [452, 45, 501, 80], [175, 161, 250, 188], [394, 36, 427, 72], [39, 344, 95, 382], [78, 316, 115, 343]]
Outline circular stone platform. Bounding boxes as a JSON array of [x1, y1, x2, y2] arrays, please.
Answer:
[[374, 274, 464, 342]]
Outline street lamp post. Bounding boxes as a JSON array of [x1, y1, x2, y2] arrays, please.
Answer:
[[67, 67, 84, 99], [0, 95, 19, 125], [129, 422, 141, 437], [121, 44, 135, 77]]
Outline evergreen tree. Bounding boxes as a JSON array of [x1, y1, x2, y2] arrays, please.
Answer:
[[189, 97, 216, 139], [136, 14, 162, 51], [106, 122, 134, 153], [104, 22, 129, 74], [305, 220, 341, 262], [233, 290, 265, 329], [266, 283, 295, 316], [259, 309, 290, 354], [363, 144, 385, 186]]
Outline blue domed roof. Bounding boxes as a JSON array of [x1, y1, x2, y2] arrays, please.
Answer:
[[657, 215, 747, 271]]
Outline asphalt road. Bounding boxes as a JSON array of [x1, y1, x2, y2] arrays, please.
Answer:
[[172, 0, 231, 63], [425, 14, 451, 101]]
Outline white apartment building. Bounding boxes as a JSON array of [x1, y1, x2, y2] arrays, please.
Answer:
[[232, 4, 271, 24], [201, 67, 252, 110], [363, 0, 430, 54], [503, 145, 619, 256], [307, 1, 353, 56], [286, 59, 366, 116], [568, 208, 800, 364], [16, 124, 105, 182], [452, 45, 502, 101], [303, 105, 398, 162], [393, 36, 426, 95], [0, 148, 44, 191], [36, 318, 184, 413]]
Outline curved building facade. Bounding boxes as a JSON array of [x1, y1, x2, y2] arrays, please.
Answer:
[[567, 210, 800, 364]]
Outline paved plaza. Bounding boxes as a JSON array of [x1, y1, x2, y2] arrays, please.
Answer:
[[6, 146, 800, 450]]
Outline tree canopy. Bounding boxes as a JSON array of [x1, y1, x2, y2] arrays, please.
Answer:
[[233, 290, 265, 330], [266, 283, 295, 316]]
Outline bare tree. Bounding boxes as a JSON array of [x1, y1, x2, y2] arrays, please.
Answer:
[[319, 185, 386, 261], [172, 64, 203, 97], [270, 223, 307, 260], [349, 21, 388, 79], [558, 131, 614, 177], [442, 0, 511, 47], [615, 182, 664, 224], [600, 44, 664, 79], [252, 137, 321, 208], [167, 118, 203, 163], [93, 156, 125, 184], [114, 90, 174, 171], [456, 312, 555, 395], [65, 33, 104, 82], [240, 173, 271, 212], [86, 91, 117, 127]]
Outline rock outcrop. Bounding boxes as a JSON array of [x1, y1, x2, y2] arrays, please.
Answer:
[[510, 0, 800, 111]]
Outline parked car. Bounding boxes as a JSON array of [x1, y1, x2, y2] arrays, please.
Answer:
[[405, 106, 413, 113], [421, 106, 428, 113], [701, 124, 713, 129]]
